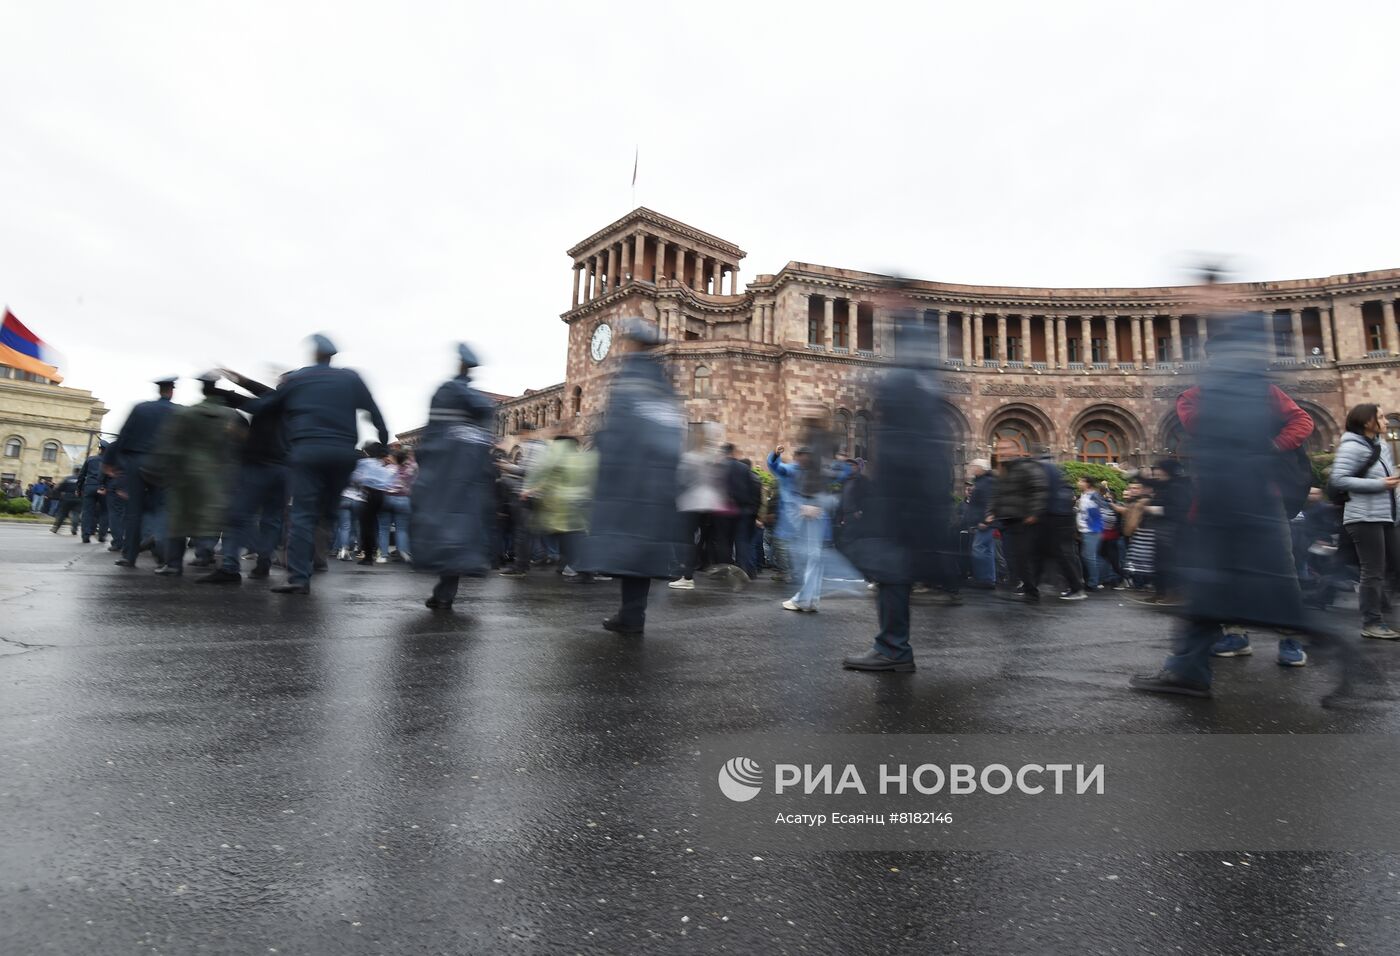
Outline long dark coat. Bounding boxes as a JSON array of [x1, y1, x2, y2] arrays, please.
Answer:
[[577, 352, 687, 579], [838, 365, 956, 585], [1180, 350, 1305, 626], [409, 376, 497, 576]]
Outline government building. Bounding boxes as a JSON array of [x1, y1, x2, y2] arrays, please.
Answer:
[[0, 366, 108, 491], [495, 208, 1400, 468]]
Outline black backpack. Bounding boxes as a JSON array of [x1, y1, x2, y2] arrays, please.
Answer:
[[1327, 440, 1382, 506]]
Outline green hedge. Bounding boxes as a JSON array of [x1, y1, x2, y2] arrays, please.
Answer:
[[1309, 452, 1334, 488], [1058, 461, 1128, 498], [3, 497, 35, 515]]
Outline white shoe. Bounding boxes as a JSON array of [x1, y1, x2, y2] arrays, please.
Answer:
[[668, 578, 695, 590], [337, 548, 350, 561], [782, 599, 803, 612], [374, 552, 388, 565]]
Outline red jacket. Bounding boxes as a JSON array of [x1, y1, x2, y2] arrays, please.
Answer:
[[1176, 384, 1313, 450]]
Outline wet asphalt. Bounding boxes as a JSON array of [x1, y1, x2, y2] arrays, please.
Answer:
[[3, 522, 1400, 955]]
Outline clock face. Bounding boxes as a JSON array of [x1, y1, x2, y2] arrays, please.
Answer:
[[590, 323, 613, 362]]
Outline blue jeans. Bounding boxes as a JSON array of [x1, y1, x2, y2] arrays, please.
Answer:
[[792, 514, 826, 608], [971, 527, 996, 583], [221, 462, 287, 572], [381, 493, 411, 557], [334, 499, 362, 552], [1164, 617, 1222, 686], [1080, 531, 1102, 588]]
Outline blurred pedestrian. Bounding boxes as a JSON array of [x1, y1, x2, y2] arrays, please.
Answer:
[[107, 376, 179, 568], [1329, 402, 1400, 639]]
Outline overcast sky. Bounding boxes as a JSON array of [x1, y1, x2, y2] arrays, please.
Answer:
[[2, 1, 1396, 436]]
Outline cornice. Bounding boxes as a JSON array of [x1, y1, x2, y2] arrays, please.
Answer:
[[567, 207, 746, 260]]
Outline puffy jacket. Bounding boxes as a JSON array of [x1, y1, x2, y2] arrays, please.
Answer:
[[1330, 431, 1398, 525], [991, 457, 1047, 522]]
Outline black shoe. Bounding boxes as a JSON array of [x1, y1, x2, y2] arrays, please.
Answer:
[[97, 535, 106, 543], [114, 558, 135, 567], [271, 583, 310, 594], [357, 558, 375, 566], [82, 536, 91, 543], [195, 568, 241, 584], [50, 527, 59, 534], [602, 616, 643, 636], [1128, 669, 1211, 699], [425, 598, 454, 610], [249, 562, 271, 579], [842, 651, 916, 673]]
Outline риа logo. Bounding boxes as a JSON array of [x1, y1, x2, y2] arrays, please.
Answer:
[[717, 757, 763, 802]]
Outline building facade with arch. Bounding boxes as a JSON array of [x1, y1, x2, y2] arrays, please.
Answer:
[[491, 207, 1400, 469], [0, 366, 108, 490]]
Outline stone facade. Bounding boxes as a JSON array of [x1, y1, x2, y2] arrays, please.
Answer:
[[0, 367, 108, 488], [496, 207, 1400, 466]]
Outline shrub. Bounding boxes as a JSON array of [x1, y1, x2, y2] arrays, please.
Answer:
[[3, 497, 34, 515], [1309, 452, 1334, 488], [1058, 461, 1128, 498]]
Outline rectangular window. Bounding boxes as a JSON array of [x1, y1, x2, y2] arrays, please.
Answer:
[[983, 336, 995, 361], [833, 316, 848, 349], [1182, 338, 1198, 361], [808, 315, 820, 345], [1067, 339, 1080, 363], [1006, 337, 1021, 361], [1156, 338, 1170, 362], [1090, 338, 1107, 363], [1368, 323, 1385, 352]]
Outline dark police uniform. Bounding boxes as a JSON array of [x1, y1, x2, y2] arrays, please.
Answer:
[[78, 448, 108, 542], [243, 359, 387, 591], [105, 385, 177, 565]]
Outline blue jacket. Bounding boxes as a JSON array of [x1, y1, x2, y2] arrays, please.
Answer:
[[765, 452, 803, 541], [105, 397, 176, 469], [242, 362, 387, 453]]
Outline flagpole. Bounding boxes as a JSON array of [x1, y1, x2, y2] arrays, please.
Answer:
[[631, 145, 638, 208]]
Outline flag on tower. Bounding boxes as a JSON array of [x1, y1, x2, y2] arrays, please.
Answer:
[[0, 309, 64, 382]]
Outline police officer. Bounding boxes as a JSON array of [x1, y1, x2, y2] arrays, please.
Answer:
[[242, 334, 388, 594], [49, 469, 82, 535], [107, 376, 178, 568], [78, 441, 109, 543], [196, 368, 289, 584]]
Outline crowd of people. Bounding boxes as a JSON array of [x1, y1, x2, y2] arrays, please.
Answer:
[[39, 277, 1400, 704]]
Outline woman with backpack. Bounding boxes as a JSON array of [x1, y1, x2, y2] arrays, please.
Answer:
[[1328, 403, 1400, 640]]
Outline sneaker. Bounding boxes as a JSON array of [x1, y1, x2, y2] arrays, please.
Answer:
[[1129, 669, 1212, 699], [560, 566, 579, 578], [1361, 623, 1400, 640], [374, 552, 388, 565], [668, 578, 695, 590], [782, 599, 816, 613], [1058, 590, 1088, 601], [1277, 638, 1308, 667], [194, 568, 242, 585], [337, 548, 351, 561], [1111, 581, 1129, 591], [1210, 632, 1253, 657]]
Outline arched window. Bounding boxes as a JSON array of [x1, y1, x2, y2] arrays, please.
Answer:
[[552, 398, 562, 422], [854, 411, 872, 460], [1076, 422, 1124, 463], [3, 437, 21, 459], [693, 365, 713, 398], [834, 410, 853, 457], [41, 441, 60, 463], [571, 386, 582, 417], [991, 419, 1037, 464]]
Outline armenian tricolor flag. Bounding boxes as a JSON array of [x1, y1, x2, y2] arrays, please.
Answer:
[[0, 309, 64, 383]]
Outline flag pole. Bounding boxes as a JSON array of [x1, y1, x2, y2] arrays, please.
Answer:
[[631, 145, 638, 207]]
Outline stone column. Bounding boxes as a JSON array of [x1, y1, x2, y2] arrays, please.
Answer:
[[731, 265, 740, 295], [824, 296, 835, 350], [1106, 315, 1118, 365], [973, 313, 984, 364], [1289, 308, 1305, 361], [939, 312, 949, 363], [1262, 310, 1276, 358], [655, 240, 667, 282], [1074, 316, 1087, 365], [621, 238, 633, 285], [1383, 299, 1399, 355], [711, 259, 721, 295], [1170, 315, 1183, 362], [1130, 315, 1142, 368], [634, 232, 645, 280], [587, 256, 598, 301], [1318, 305, 1334, 362], [1195, 314, 1208, 356], [605, 246, 617, 294], [676, 249, 688, 288], [571, 264, 581, 308], [1056, 316, 1068, 368], [961, 312, 972, 363], [1018, 315, 1029, 363], [996, 314, 1007, 366]]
